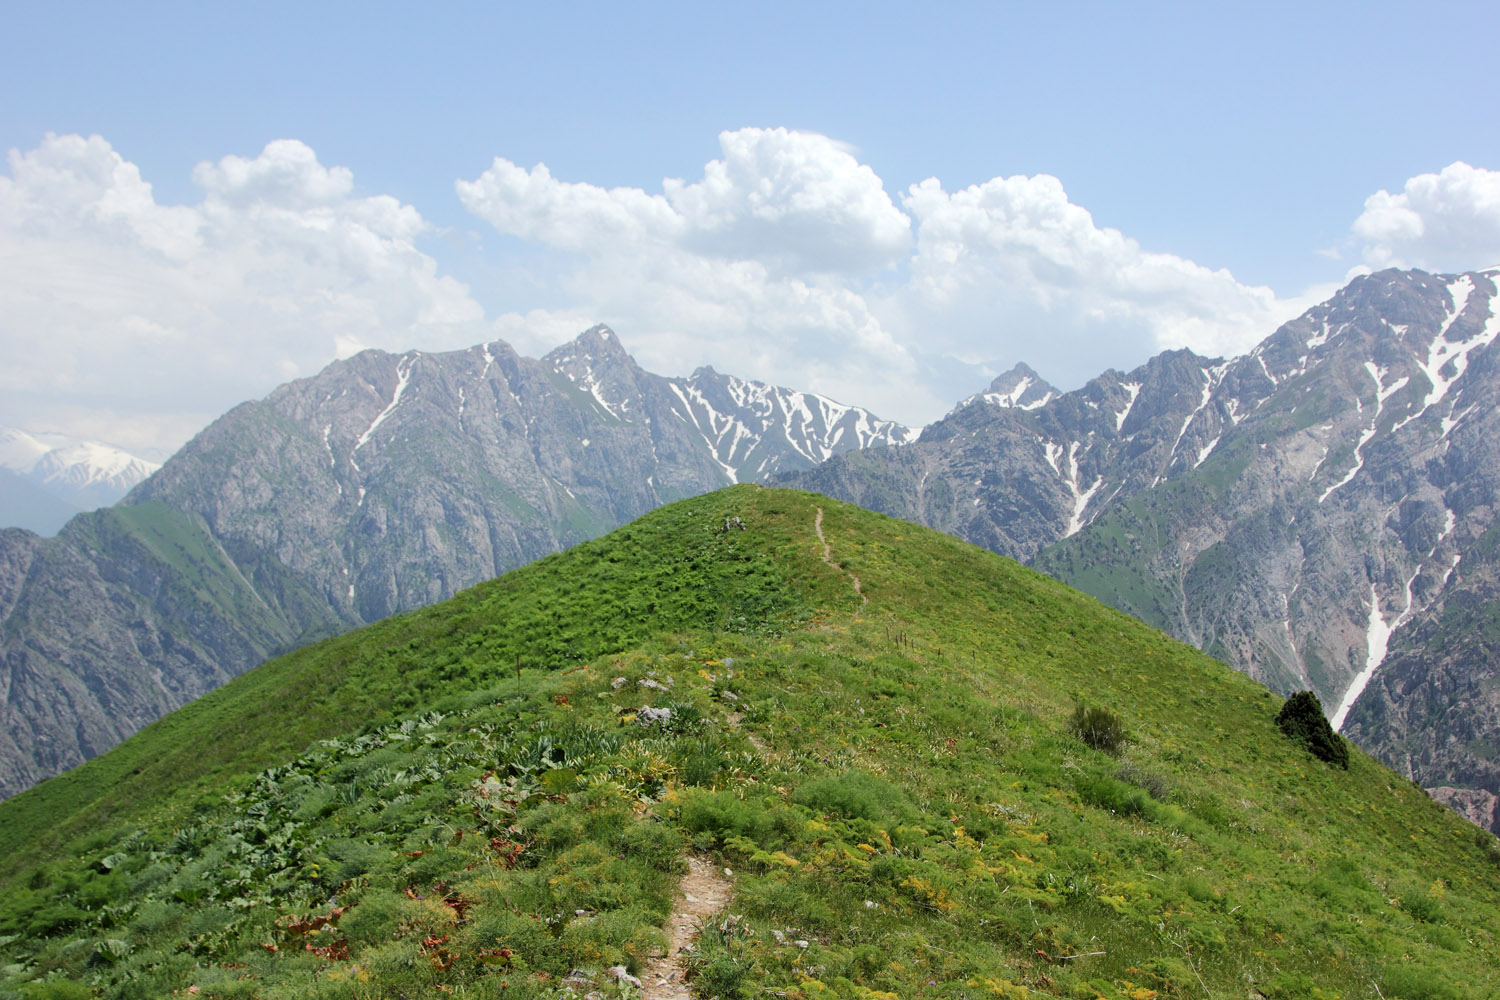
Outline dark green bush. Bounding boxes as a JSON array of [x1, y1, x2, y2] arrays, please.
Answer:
[[1070, 703, 1125, 754], [1275, 691, 1348, 769], [691, 952, 750, 999], [676, 788, 783, 848]]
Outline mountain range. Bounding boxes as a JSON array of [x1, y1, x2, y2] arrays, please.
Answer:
[[0, 427, 159, 535], [7, 267, 1500, 837], [0, 326, 911, 799]]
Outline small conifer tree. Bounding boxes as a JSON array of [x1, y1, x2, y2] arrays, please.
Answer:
[[1275, 691, 1349, 769]]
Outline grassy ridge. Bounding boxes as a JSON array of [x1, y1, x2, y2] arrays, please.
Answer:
[[2, 487, 1498, 999], [0, 488, 838, 874]]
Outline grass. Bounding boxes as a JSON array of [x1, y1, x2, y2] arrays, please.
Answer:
[[2, 486, 1498, 998]]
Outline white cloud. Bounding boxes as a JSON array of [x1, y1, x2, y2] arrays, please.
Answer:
[[0, 134, 486, 455], [891, 174, 1299, 384], [1353, 161, 1500, 271], [459, 128, 935, 423], [21, 129, 1489, 457], [460, 130, 1299, 419], [663, 128, 911, 273]]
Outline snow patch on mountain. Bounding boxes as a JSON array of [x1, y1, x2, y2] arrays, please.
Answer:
[[356, 355, 416, 452], [1319, 363, 1410, 503], [1061, 441, 1103, 538], [1333, 576, 1417, 732], [1114, 382, 1142, 431], [1394, 286, 1500, 434]]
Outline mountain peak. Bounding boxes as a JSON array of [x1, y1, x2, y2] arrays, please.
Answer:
[[963, 362, 1057, 411], [578, 323, 628, 354], [544, 324, 637, 372]]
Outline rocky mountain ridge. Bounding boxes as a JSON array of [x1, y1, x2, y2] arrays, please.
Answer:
[[0, 326, 909, 799]]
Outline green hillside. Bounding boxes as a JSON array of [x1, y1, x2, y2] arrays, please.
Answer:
[[2, 487, 1497, 999]]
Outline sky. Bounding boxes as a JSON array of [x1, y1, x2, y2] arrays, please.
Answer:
[[3, 1, 1499, 459]]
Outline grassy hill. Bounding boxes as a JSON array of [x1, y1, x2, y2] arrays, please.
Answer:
[[2, 487, 1497, 999]]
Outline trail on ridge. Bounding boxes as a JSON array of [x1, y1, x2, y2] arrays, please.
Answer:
[[814, 506, 867, 606], [638, 856, 733, 998]]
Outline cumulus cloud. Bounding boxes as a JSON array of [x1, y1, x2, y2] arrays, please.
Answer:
[[0, 134, 485, 455], [22, 128, 1486, 457], [459, 128, 932, 422], [459, 128, 1297, 420], [892, 174, 1299, 384], [1353, 161, 1500, 271], [663, 128, 911, 273]]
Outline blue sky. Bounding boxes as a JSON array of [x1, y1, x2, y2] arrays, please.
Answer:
[[4, 1, 1499, 456]]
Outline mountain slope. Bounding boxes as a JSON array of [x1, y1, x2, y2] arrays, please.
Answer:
[[2, 488, 1496, 1000], [0, 327, 910, 799], [781, 268, 1500, 829]]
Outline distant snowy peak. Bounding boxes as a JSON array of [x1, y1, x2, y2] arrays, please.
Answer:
[[0, 425, 159, 511], [960, 363, 1057, 412], [0, 427, 54, 474], [248, 325, 915, 502], [0, 426, 160, 532], [543, 325, 641, 420], [33, 442, 160, 491], [673, 366, 916, 482]]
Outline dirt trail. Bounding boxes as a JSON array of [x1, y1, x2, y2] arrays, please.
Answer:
[[638, 855, 734, 998], [814, 506, 867, 606]]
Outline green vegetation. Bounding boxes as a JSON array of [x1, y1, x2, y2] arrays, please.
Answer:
[[1276, 691, 1350, 770], [2, 486, 1497, 999], [1071, 703, 1126, 755]]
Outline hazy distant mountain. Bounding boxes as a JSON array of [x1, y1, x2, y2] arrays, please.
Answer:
[[0, 426, 158, 534], [0, 469, 79, 536], [0, 326, 910, 798], [782, 268, 1500, 830]]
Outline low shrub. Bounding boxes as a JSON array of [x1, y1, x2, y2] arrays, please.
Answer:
[[1116, 760, 1170, 800], [1070, 703, 1125, 755]]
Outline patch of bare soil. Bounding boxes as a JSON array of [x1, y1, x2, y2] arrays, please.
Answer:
[[638, 855, 734, 998]]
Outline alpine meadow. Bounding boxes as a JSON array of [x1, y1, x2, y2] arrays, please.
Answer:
[[2, 488, 1496, 999]]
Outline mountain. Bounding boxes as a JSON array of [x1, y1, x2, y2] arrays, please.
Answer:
[[0, 327, 910, 800], [781, 268, 1500, 830], [669, 364, 916, 481], [4, 488, 1497, 999], [956, 361, 1059, 412], [0, 426, 159, 533]]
